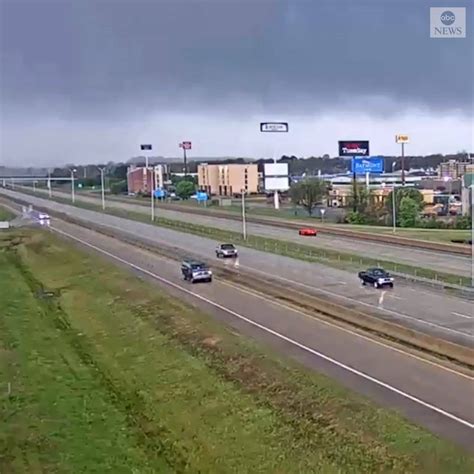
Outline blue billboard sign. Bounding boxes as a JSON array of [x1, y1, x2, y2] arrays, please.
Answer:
[[351, 156, 384, 174]]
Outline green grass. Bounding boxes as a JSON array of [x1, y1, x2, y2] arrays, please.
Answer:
[[24, 191, 469, 287], [0, 205, 14, 221], [0, 229, 473, 472]]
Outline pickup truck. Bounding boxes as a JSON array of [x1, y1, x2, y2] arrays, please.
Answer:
[[181, 260, 213, 283], [358, 268, 394, 288]]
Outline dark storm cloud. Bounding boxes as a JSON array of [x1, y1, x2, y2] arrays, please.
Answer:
[[1, 0, 472, 119]]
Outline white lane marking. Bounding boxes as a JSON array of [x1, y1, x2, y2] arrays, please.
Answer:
[[52, 216, 474, 382], [238, 263, 474, 339], [50, 226, 474, 430], [219, 280, 474, 381], [452, 312, 473, 320], [6, 189, 472, 338]]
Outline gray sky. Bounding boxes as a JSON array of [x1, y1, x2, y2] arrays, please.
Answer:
[[1, 0, 472, 166]]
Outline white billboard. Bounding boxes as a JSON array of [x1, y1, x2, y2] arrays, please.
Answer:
[[264, 177, 289, 191], [264, 163, 288, 177]]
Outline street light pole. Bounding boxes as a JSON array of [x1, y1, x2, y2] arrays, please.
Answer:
[[47, 171, 52, 198], [99, 167, 106, 210], [71, 169, 76, 203], [392, 184, 396, 233], [242, 192, 247, 239], [401, 142, 405, 186], [151, 166, 155, 221]]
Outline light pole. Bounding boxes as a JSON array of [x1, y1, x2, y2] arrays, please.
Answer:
[[33, 180, 37, 193], [47, 170, 52, 198], [392, 184, 397, 233], [70, 169, 76, 203], [99, 167, 106, 210], [242, 191, 247, 240], [151, 166, 156, 221]]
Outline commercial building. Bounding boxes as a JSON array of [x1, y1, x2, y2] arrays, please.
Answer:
[[438, 160, 473, 180], [127, 164, 169, 195], [198, 163, 258, 196]]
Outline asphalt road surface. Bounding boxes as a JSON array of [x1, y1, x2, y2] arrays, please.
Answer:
[[45, 217, 474, 450], [2, 188, 473, 347], [17, 186, 471, 277]]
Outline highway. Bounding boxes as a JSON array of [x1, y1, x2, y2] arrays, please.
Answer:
[[28, 212, 474, 450], [15, 186, 471, 277], [1, 188, 473, 348]]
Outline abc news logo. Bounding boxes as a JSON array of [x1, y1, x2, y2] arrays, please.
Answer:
[[430, 8, 466, 38]]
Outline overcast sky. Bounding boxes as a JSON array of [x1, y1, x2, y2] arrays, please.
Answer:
[[1, 0, 472, 167]]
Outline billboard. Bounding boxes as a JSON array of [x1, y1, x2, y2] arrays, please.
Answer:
[[264, 163, 288, 176], [179, 141, 192, 150], [264, 162, 289, 191], [140, 144, 152, 151], [260, 122, 289, 132], [351, 157, 384, 174], [264, 177, 290, 191], [338, 140, 370, 156], [395, 134, 409, 144]]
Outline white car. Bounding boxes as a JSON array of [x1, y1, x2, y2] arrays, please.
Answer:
[[38, 212, 51, 226], [216, 243, 238, 258]]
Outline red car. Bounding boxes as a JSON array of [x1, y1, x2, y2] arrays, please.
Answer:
[[298, 228, 318, 236]]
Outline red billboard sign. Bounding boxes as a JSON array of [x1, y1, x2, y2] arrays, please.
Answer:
[[179, 141, 192, 150]]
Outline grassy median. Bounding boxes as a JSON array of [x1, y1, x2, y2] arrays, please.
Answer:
[[0, 229, 473, 473]]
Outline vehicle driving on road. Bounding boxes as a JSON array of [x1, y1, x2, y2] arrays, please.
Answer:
[[358, 268, 394, 288], [215, 243, 238, 258], [181, 259, 213, 283], [298, 228, 317, 236]]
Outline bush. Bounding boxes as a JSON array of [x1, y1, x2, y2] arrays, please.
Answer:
[[110, 180, 127, 195], [345, 211, 367, 225], [455, 215, 472, 230]]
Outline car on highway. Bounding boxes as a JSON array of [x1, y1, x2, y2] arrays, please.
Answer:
[[298, 227, 317, 236], [358, 268, 394, 288], [181, 259, 213, 283], [215, 243, 238, 258]]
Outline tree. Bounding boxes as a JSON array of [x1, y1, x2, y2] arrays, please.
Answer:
[[347, 183, 371, 215], [110, 179, 127, 195], [398, 196, 419, 227], [289, 179, 327, 216], [386, 187, 424, 215], [176, 180, 195, 200]]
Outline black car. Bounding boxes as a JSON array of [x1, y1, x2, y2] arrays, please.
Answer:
[[181, 260, 213, 283], [358, 268, 394, 288]]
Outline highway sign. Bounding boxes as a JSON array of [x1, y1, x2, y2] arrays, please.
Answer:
[[338, 140, 370, 156], [264, 162, 289, 191], [180, 141, 192, 150], [260, 122, 289, 133], [395, 134, 409, 144], [140, 144, 152, 150], [351, 157, 384, 174]]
